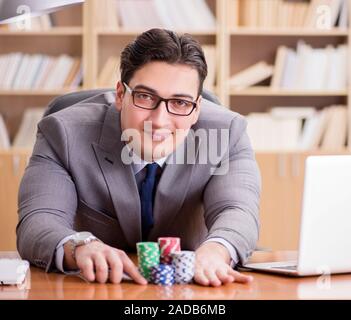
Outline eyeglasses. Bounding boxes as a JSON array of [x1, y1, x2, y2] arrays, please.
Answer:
[[123, 82, 198, 116]]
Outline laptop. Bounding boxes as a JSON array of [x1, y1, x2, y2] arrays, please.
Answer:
[[243, 155, 351, 276]]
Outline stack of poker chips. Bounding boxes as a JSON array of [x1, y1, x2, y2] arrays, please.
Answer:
[[136, 242, 160, 281], [170, 251, 195, 284], [136, 237, 196, 286]]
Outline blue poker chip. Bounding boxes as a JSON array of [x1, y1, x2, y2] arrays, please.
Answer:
[[150, 264, 175, 285]]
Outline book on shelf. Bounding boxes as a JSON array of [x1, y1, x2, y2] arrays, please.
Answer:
[[239, 0, 258, 27], [294, 41, 329, 91], [0, 53, 82, 90], [304, 0, 343, 29], [227, 0, 240, 28], [270, 41, 348, 91], [229, 61, 274, 90], [12, 108, 45, 149], [258, 0, 274, 28], [271, 46, 290, 89], [235, 0, 348, 29], [246, 112, 302, 151], [246, 105, 348, 151], [96, 0, 120, 29], [269, 106, 317, 119], [320, 105, 348, 150], [0, 14, 53, 31], [97, 56, 121, 88], [0, 114, 10, 150], [299, 107, 332, 150], [114, 0, 216, 31], [202, 45, 217, 92], [338, 0, 349, 28]]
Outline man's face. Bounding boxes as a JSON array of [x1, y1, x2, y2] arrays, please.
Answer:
[[115, 61, 202, 161]]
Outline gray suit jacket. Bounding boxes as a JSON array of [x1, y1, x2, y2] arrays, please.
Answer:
[[16, 94, 261, 272]]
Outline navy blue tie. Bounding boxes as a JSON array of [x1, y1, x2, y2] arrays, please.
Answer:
[[140, 163, 159, 241]]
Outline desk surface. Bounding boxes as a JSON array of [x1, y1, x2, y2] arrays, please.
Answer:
[[1, 251, 351, 300]]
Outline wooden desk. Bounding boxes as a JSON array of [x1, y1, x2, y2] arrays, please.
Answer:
[[1, 251, 351, 300]]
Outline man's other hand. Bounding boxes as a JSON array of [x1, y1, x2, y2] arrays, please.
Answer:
[[194, 242, 253, 286], [63, 240, 147, 285]]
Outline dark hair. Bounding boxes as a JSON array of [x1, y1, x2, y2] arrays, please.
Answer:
[[120, 28, 208, 96]]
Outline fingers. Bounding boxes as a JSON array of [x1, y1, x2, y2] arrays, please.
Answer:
[[216, 269, 234, 284], [119, 251, 148, 285], [194, 268, 210, 286], [92, 253, 109, 284], [77, 258, 95, 282], [194, 263, 254, 287], [228, 269, 254, 283], [196, 268, 230, 287], [204, 269, 221, 287], [105, 253, 123, 284], [75, 243, 143, 285]]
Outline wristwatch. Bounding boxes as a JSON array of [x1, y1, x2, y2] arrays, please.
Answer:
[[69, 232, 100, 262]]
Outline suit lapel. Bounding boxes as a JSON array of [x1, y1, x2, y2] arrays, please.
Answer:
[[92, 106, 141, 248]]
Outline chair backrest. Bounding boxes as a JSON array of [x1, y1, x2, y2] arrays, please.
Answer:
[[44, 88, 221, 117]]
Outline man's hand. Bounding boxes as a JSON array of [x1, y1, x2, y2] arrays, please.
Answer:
[[63, 240, 147, 285], [194, 242, 253, 287]]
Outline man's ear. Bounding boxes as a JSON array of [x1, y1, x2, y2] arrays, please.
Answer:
[[191, 95, 202, 125], [115, 81, 124, 111]]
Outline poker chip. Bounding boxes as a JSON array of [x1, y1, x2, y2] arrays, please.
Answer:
[[170, 250, 195, 284], [150, 264, 175, 286], [136, 242, 160, 281], [158, 237, 181, 264], [136, 239, 195, 286]]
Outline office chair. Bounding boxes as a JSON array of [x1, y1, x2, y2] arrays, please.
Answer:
[[44, 88, 221, 117]]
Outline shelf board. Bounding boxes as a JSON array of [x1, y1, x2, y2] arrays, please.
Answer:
[[0, 147, 33, 154], [229, 27, 349, 36], [0, 27, 83, 36], [0, 88, 83, 96], [255, 149, 351, 154], [229, 87, 348, 97], [96, 28, 217, 36]]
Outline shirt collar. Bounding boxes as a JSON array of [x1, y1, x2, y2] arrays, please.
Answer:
[[132, 152, 167, 175], [125, 144, 168, 175]]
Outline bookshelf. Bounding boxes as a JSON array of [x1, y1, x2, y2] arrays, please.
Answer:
[[0, 3, 84, 142], [2, 0, 349, 149], [0, 0, 351, 251]]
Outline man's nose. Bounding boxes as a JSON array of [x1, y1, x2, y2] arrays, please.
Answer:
[[150, 100, 170, 124]]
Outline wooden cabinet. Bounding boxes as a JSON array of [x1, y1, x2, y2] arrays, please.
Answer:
[[0, 150, 30, 251], [256, 151, 350, 251], [256, 153, 304, 251]]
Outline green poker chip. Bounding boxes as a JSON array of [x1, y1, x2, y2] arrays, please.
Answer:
[[136, 242, 160, 280]]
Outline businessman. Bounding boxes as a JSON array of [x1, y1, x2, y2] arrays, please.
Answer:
[[17, 28, 261, 287]]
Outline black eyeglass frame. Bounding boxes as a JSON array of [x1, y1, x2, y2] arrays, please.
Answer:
[[123, 82, 199, 116]]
